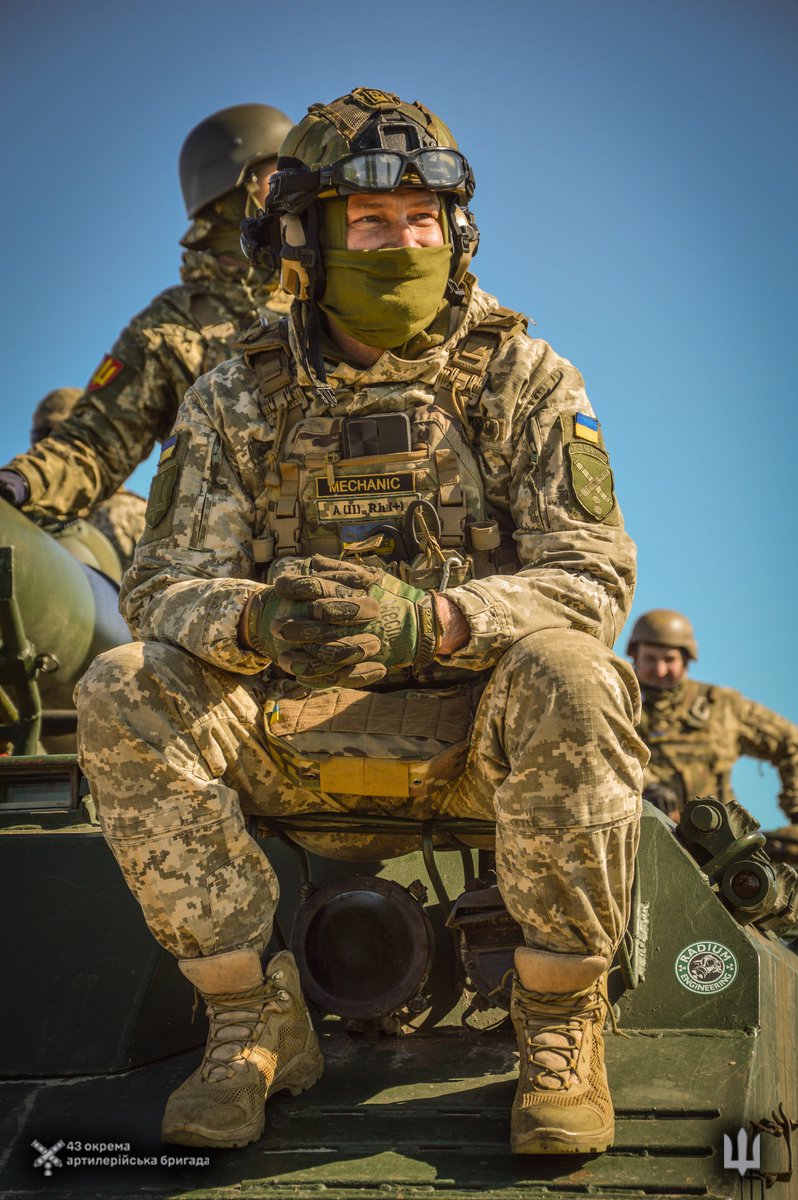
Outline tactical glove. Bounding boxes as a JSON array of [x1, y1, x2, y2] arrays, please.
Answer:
[[241, 574, 384, 687], [272, 555, 441, 686], [0, 470, 29, 507]]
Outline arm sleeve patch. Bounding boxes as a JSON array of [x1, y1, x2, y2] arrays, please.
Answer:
[[141, 432, 185, 542], [567, 442, 616, 521], [559, 413, 618, 524], [87, 354, 126, 391]]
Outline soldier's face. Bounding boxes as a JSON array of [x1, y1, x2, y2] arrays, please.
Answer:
[[345, 189, 444, 251], [633, 643, 687, 689]]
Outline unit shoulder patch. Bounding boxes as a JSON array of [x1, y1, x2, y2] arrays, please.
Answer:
[[87, 354, 125, 391], [567, 442, 616, 522], [141, 432, 185, 542]]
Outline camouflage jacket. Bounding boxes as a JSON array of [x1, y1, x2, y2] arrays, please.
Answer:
[[640, 679, 798, 818], [7, 251, 290, 522], [120, 280, 637, 677]]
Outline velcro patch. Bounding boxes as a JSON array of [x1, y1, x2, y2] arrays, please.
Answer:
[[159, 434, 178, 464], [567, 443, 616, 521], [87, 355, 124, 391], [574, 413, 600, 444], [316, 473, 414, 498]]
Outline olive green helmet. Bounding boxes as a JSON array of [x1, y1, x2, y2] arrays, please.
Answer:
[[242, 87, 479, 300], [31, 388, 82, 444], [626, 610, 699, 661], [179, 103, 294, 219]]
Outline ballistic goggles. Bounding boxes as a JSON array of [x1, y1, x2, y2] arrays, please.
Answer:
[[268, 147, 474, 214]]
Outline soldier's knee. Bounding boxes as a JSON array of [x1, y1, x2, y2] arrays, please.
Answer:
[[76, 642, 145, 710], [75, 640, 193, 726], [499, 628, 623, 700]]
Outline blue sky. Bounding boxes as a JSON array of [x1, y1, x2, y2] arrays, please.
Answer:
[[2, 0, 796, 827]]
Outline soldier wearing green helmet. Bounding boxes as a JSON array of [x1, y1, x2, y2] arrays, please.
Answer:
[[0, 103, 293, 526], [77, 88, 647, 1157], [627, 609, 798, 855]]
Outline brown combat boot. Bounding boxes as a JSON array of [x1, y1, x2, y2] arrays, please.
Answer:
[[510, 947, 613, 1155], [162, 947, 323, 1148]]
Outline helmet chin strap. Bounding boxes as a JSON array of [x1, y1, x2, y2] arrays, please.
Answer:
[[281, 204, 338, 403]]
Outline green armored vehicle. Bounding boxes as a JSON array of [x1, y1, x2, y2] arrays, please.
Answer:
[[1, 495, 797, 1199]]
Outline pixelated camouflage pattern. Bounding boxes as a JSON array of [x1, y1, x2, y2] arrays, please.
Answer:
[[88, 487, 147, 574], [640, 679, 798, 820], [77, 281, 645, 961], [76, 627, 645, 961], [119, 278, 637, 678], [28, 387, 147, 573], [6, 251, 291, 522]]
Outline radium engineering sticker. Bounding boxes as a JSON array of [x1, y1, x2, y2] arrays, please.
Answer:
[[675, 940, 738, 994]]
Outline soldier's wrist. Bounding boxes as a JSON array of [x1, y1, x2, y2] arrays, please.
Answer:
[[238, 591, 268, 653], [0, 469, 30, 508], [431, 592, 470, 657]]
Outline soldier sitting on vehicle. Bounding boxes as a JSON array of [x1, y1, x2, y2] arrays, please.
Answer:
[[76, 87, 647, 1157], [627, 609, 798, 860], [0, 103, 293, 528]]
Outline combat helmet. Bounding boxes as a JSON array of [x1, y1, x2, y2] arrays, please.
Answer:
[[31, 388, 82, 444], [241, 87, 480, 304], [179, 104, 294, 219], [626, 610, 699, 661]]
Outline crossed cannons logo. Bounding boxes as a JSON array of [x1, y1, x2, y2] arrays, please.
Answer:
[[31, 1139, 64, 1177]]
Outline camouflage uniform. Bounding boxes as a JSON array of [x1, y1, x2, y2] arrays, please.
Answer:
[[76, 280, 647, 966], [640, 679, 798, 819], [29, 387, 147, 574], [5, 251, 290, 523], [88, 488, 147, 574]]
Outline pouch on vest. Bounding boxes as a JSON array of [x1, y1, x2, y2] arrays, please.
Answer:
[[261, 680, 478, 800]]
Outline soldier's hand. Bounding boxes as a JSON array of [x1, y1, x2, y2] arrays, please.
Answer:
[[239, 585, 313, 667], [0, 469, 29, 508], [240, 575, 382, 686], [272, 555, 440, 686]]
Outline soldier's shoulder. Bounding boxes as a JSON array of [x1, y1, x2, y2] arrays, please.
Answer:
[[690, 680, 740, 708], [115, 282, 195, 340], [469, 285, 580, 395], [189, 350, 255, 406], [233, 314, 291, 352]]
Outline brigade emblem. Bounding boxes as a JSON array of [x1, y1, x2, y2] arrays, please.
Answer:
[[675, 941, 738, 994], [87, 355, 124, 391], [567, 442, 616, 521]]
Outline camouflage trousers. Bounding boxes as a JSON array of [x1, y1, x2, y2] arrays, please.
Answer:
[[75, 629, 646, 963]]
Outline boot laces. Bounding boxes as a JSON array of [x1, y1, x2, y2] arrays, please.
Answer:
[[517, 985, 604, 1092], [202, 966, 290, 1083]]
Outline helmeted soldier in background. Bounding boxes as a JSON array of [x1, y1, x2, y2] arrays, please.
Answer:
[[0, 103, 293, 523], [30, 388, 146, 574], [77, 88, 647, 1157], [628, 609, 798, 859]]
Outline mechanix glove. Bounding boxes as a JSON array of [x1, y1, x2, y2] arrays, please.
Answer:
[[241, 574, 383, 686], [272, 555, 441, 688], [240, 585, 311, 667]]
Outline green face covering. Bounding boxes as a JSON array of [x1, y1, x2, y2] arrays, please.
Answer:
[[319, 245, 451, 349], [180, 187, 264, 260], [317, 195, 451, 350]]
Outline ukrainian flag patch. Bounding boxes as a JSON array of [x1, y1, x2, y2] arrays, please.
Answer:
[[159, 435, 178, 464], [574, 413, 600, 444]]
